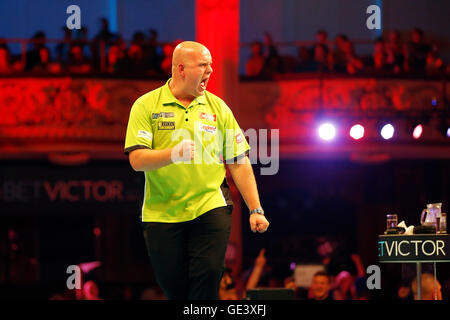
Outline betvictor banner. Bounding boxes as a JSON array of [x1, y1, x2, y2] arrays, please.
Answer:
[[378, 235, 450, 263]]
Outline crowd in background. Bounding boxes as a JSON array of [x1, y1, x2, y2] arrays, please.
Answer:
[[245, 28, 449, 77], [0, 19, 449, 78], [0, 18, 178, 77], [46, 237, 449, 300]]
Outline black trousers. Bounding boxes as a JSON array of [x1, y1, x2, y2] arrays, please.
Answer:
[[142, 206, 232, 300]]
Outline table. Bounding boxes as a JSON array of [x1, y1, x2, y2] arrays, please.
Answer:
[[378, 234, 450, 300]]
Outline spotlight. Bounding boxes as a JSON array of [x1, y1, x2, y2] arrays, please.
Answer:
[[412, 124, 423, 139], [380, 123, 394, 140], [349, 124, 365, 140], [447, 127, 450, 138], [318, 123, 336, 141]]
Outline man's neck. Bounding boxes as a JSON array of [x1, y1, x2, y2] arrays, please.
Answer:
[[168, 79, 194, 108]]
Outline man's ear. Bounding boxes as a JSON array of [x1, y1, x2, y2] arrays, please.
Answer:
[[178, 64, 185, 77]]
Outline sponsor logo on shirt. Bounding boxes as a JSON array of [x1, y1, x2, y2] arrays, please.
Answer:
[[158, 121, 175, 130], [236, 133, 243, 144], [199, 112, 216, 122], [152, 112, 175, 119], [137, 130, 153, 141], [198, 123, 217, 134]]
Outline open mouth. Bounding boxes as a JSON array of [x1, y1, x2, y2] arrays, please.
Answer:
[[200, 78, 208, 90]]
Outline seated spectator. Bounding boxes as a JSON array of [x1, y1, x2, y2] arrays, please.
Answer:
[[385, 30, 404, 73], [245, 41, 265, 76], [261, 33, 283, 76], [160, 42, 175, 76], [245, 248, 267, 291], [283, 276, 308, 300], [0, 38, 11, 73], [140, 285, 166, 300], [81, 280, 102, 300], [219, 268, 240, 300], [67, 45, 91, 73], [332, 270, 357, 300], [308, 271, 333, 300], [31, 47, 61, 73], [411, 273, 442, 300], [404, 28, 431, 73]]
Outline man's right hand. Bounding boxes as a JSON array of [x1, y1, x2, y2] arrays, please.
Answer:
[[171, 139, 195, 163]]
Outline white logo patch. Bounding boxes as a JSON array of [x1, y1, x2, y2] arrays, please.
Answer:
[[198, 123, 217, 134], [137, 130, 153, 141]]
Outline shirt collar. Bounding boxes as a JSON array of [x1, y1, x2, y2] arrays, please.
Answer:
[[162, 78, 206, 107]]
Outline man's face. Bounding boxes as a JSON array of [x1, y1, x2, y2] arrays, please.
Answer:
[[311, 275, 330, 299], [182, 48, 213, 98]]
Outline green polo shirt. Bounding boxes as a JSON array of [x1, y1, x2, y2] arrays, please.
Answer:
[[124, 79, 250, 223]]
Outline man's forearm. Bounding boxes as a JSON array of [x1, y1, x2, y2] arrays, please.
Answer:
[[227, 157, 261, 211], [129, 148, 173, 172]]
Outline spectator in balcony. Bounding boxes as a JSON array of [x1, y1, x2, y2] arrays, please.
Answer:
[[31, 47, 61, 74], [160, 42, 175, 76], [294, 45, 317, 72], [369, 38, 392, 74], [261, 32, 282, 76], [385, 30, 404, 73], [341, 39, 364, 74], [91, 17, 116, 71], [0, 38, 11, 73], [67, 45, 91, 73], [404, 28, 431, 73], [145, 28, 163, 74], [315, 29, 328, 47], [330, 34, 349, 73], [312, 43, 330, 72], [127, 31, 146, 73], [107, 38, 127, 74], [245, 41, 265, 76], [73, 26, 91, 58], [25, 31, 48, 71], [425, 46, 444, 75], [56, 27, 72, 65]]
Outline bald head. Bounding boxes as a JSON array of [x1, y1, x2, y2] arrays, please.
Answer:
[[168, 41, 213, 100], [172, 41, 210, 70]]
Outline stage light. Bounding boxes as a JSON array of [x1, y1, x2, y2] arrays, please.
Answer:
[[380, 123, 394, 140], [318, 123, 336, 141], [412, 124, 423, 139], [447, 127, 450, 138], [349, 124, 364, 140]]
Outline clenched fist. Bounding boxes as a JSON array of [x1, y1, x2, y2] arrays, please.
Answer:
[[171, 139, 195, 163]]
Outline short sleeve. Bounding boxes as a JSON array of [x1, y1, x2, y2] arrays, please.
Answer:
[[222, 106, 250, 162], [124, 101, 153, 155]]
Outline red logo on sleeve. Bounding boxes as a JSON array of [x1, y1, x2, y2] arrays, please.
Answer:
[[236, 133, 243, 144]]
